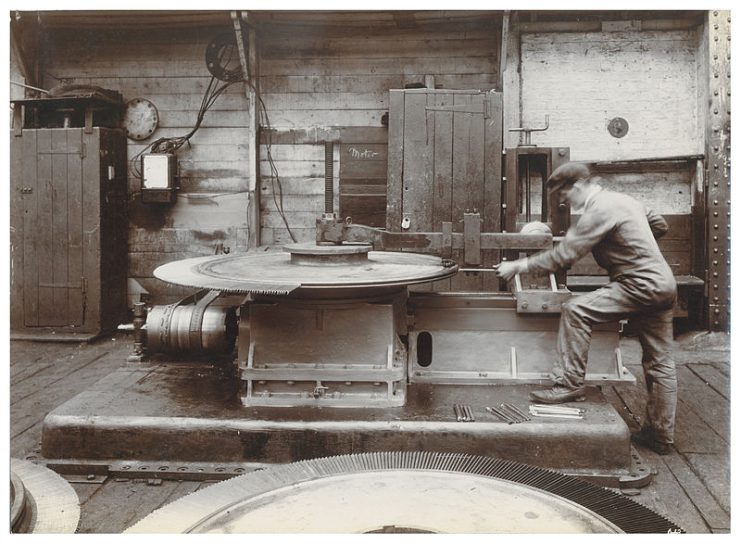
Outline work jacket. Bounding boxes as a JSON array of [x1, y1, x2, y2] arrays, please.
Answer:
[[526, 186, 677, 307]]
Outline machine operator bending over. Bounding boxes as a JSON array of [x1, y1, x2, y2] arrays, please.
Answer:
[[495, 162, 677, 455]]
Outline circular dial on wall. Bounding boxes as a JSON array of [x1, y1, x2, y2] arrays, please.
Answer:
[[124, 98, 159, 140]]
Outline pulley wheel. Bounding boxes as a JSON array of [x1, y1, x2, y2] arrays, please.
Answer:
[[10, 458, 80, 533], [127, 452, 682, 534]]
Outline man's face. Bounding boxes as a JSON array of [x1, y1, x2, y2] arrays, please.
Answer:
[[560, 179, 588, 209]]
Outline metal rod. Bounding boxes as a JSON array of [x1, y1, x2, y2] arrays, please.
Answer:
[[499, 403, 526, 423], [530, 404, 584, 414], [485, 406, 510, 423], [10, 80, 50, 94], [529, 411, 583, 420], [464, 405, 475, 422], [487, 406, 515, 424], [504, 403, 531, 421]]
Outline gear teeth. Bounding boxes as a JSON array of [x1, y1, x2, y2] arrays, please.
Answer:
[[127, 452, 684, 534]]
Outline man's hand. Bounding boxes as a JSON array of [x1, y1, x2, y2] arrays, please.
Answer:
[[493, 259, 527, 281]]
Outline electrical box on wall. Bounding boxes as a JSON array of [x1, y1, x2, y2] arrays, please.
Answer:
[[141, 153, 177, 204]]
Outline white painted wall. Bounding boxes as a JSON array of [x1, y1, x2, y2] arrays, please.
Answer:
[[520, 29, 701, 161]]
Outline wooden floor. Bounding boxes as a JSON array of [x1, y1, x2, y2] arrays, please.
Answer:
[[10, 330, 731, 534]]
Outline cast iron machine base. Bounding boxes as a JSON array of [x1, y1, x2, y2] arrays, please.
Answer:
[[40, 240, 649, 488]]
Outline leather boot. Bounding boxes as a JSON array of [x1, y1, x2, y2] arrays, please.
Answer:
[[632, 427, 672, 455], [529, 385, 586, 404]]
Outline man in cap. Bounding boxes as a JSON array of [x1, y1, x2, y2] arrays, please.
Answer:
[[494, 162, 677, 454]]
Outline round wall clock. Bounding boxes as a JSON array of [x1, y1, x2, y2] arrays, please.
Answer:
[[124, 98, 159, 140]]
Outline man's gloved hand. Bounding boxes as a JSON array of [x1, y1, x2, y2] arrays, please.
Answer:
[[493, 259, 527, 281]]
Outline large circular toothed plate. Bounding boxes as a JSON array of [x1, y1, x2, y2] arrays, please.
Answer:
[[154, 245, 458, 295], [10, 458, 80, 533], [126, 452, 682, 534]]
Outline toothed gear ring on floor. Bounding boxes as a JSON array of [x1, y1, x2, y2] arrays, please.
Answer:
[[126, 452, 682, 534]]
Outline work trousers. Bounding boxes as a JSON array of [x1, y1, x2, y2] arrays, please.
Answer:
[[554, 280, 677, 443]]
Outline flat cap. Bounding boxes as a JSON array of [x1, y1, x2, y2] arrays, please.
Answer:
[[546, 162, 592, 192]]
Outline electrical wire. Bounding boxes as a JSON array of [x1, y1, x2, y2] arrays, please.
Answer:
[[129, 75, 240, 179], [129, 34, 296, 243], [256, 90, 297, 243]]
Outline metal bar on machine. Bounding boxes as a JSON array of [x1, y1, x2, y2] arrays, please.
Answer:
[[509, 346, 518, 378]]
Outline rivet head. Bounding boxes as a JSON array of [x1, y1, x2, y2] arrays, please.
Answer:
[[714, 24, 719, 29], [714, 224, 719, 229], [713, 199, 719, 205], [713, 236, 719, 241], [713, 260, 719, 265], [714, 321, 720, 326], [714, 284, 719, 289], [714, 297, 719, 302], [715, 309, 721, 314], [714, 90, 719, 96], [714, 10, 718, 15], [714, 72, 719, 77], [713, 272, 719, 277], [714, 211, 719, 216], [714, 109, 719, 114], [714, 248, 719, 253]]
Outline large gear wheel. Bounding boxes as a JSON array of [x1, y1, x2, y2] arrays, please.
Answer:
[[127, 452, 682, 534], [153, 243, 458, 295]]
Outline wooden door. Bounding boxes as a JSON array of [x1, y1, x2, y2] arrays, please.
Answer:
[[387, 89, 503, 291], [18, 129, 85, 327]]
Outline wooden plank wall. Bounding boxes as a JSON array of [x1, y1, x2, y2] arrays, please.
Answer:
[[41, 26, 251, 303], [256, 19, 500, 245], [519, 28, 701, 160]]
